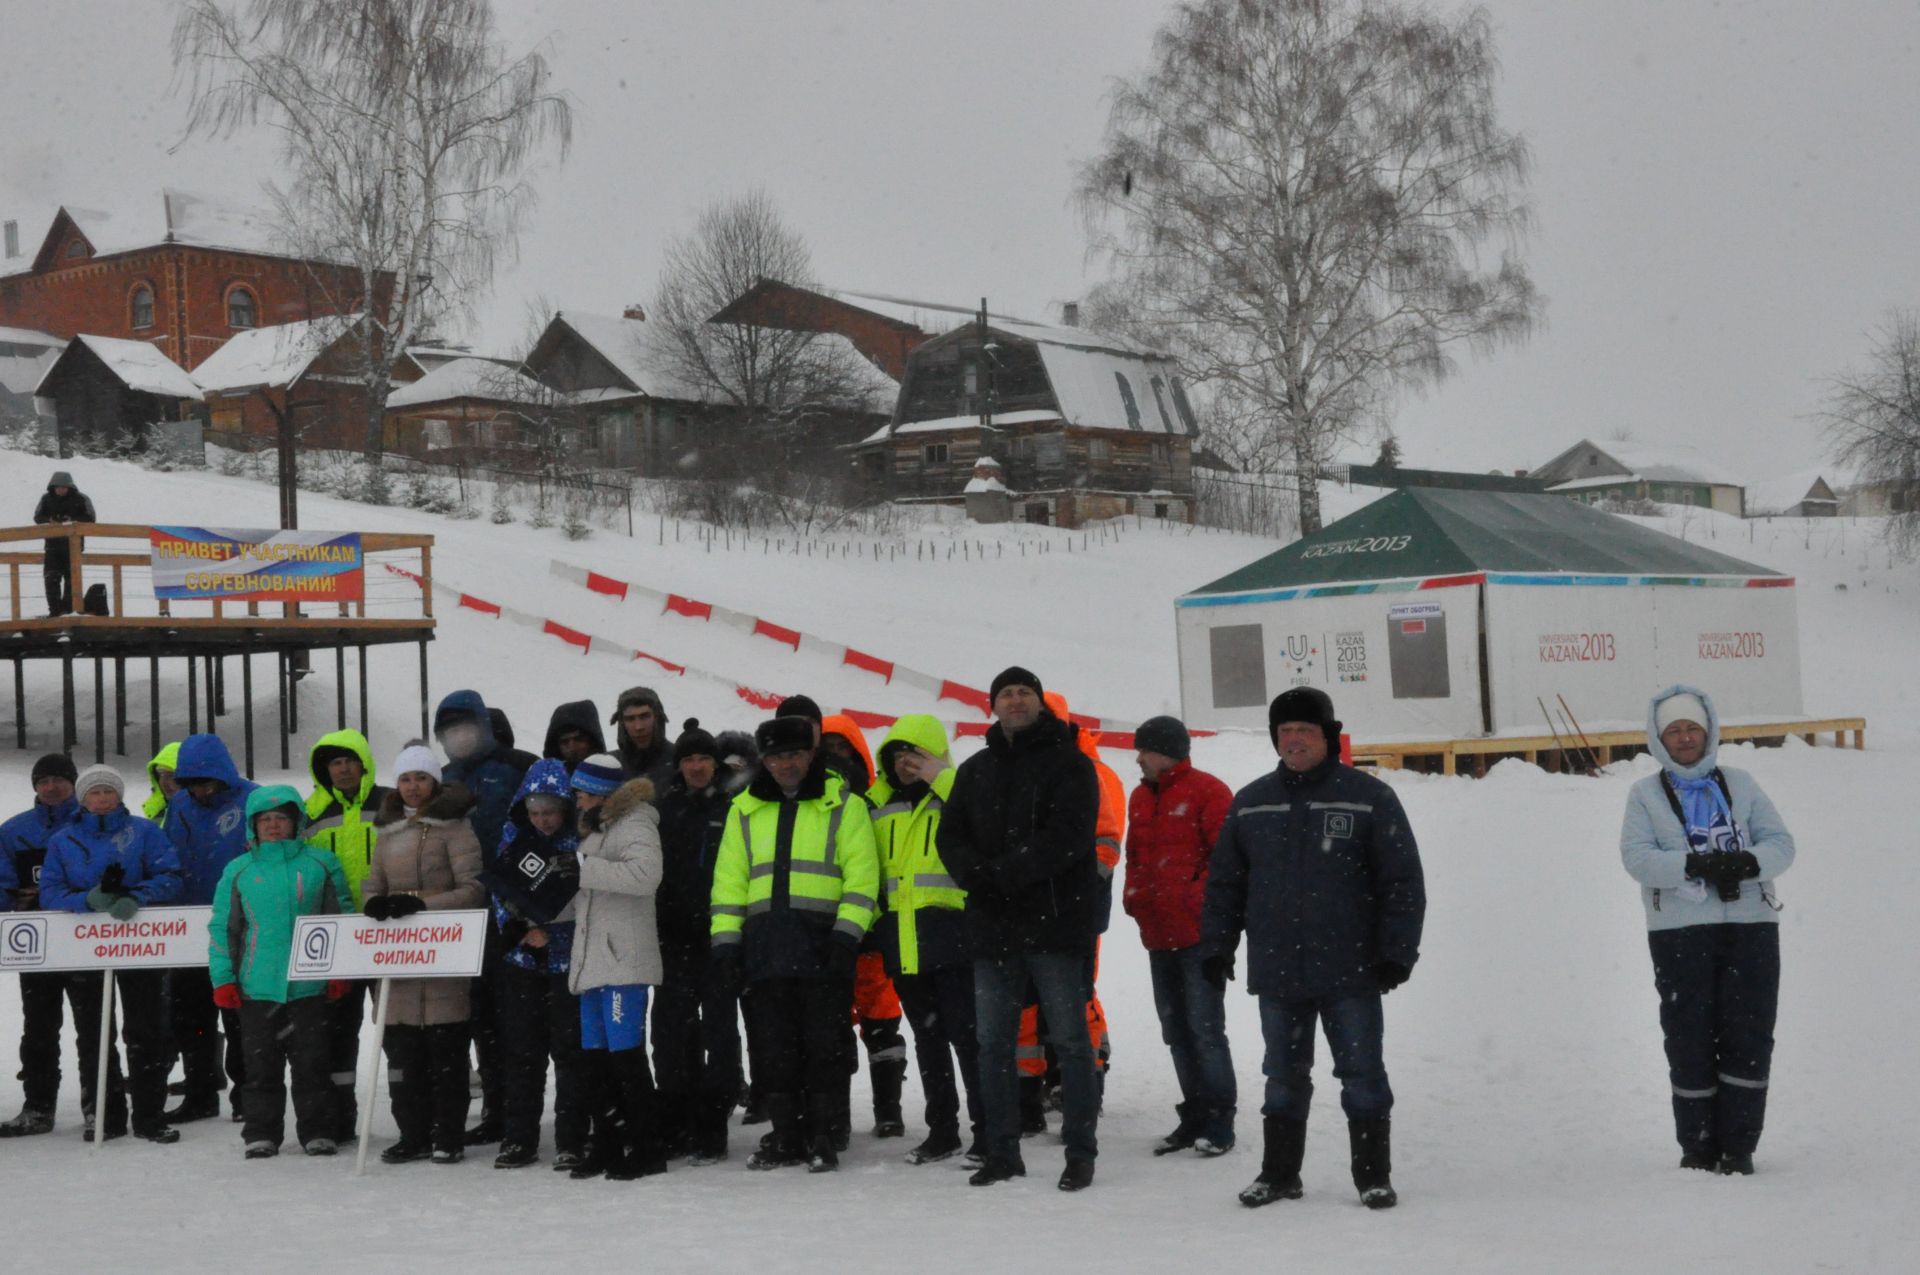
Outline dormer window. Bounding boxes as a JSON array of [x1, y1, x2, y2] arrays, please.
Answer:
[[65, 238, 87, 259], [227, 286, 257, 329], [131, 284, 155, 329]]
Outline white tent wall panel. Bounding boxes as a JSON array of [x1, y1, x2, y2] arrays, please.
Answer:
[[1483, 583, 1804, 734], [1175, 582, 1485, 738]]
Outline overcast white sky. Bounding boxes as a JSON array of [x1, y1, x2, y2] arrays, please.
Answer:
[[4, 0, 1917, 479]]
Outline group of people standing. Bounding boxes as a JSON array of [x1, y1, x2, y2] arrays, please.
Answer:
[[0, 669, 1793, 1203]]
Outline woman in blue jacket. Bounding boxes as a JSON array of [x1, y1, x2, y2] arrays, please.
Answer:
[[41, 764, 183, 1144], [1621, 686, 1795, 1176]]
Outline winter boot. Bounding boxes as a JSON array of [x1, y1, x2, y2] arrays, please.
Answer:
[[1679, 1150, 1719, 1171], [871, 1057, 907, 1138], [1194, 1105, 1237, 1157], [1349, 1116, 1396, 1209], [906, 1126, 964, 1165], [968, 1152, 1027, 1186], [464, 1110, 503, 1146], [162, 1092, 222, 1125], [1058, 1156, 1096, 1192], [0, 1108, 54, 1138], [1153, 1101, 1198, 1155], [606, 1049, 668, 1180], [686, 1090, 731, 1165], [1019, 1075, 1049, 1136], [807, 1093, 841, 1173], [1239, 1115, 1307, 1208], [1718, 1152, 1755, 1176], [747, 1094, 807, 1170]]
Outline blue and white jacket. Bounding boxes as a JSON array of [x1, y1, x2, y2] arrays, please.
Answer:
[[1621, 685, 1794, 931], [41, 805, 183, 912], [0, 795, 80, 909], [165, 734, 260, 905]]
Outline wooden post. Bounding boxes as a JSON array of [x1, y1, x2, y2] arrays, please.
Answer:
[[61, 647, 77, 753], [336, 646, 347, 729], [242, 640, 256, 778], [418, 639, 430, 740], [277, 652, 291, 771], [12, 658, 24, 750], [148, 658, 160, 757], [419, 543, 433, 618], [113, 658, 126, 756], [111, 563, 124, 617], [358, 644, 369, 736], [93, 657, 104, 763], [187, 656, 199, 736]]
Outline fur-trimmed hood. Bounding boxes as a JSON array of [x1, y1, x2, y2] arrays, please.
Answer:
[[583, 777, 656, 833], [373, 782, 475, 829]]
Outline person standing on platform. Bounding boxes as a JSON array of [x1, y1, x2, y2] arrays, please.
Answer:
[[33, 470, 94, 617]]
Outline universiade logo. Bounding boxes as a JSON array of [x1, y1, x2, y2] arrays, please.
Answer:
[[1, 917, 49, 969], [293, 919, 337, 976]]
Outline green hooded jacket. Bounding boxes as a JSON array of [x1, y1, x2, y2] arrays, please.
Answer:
[[208, 785, 352, 1003], [303, 729, 389, 909], [143, 741, 180, 824]]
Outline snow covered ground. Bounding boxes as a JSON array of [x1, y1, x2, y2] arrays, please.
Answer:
[[1, 452, 1915, 1272]]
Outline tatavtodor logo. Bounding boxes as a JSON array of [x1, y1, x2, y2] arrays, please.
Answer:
[[293, 919, 338, 976], [1, 916, 49, 969]]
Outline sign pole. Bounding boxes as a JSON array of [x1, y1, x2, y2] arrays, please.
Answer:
[[354, 976, 392, 1176], [91, 969, 115, 1151]]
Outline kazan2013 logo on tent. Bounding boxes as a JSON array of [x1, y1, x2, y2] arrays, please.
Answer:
[[148, 526, 364, 605]]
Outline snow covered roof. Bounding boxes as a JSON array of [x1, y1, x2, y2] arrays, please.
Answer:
[[191, 314, 361, 394], [548, 311, 717, 404], [963, 475, 1009, 493], [36, 335, 202, 399], [0, 327, 63, 396], [1535, 439, 1744, 490], [1746, 468, 1839, 515], [811, 285, 1042, 336], [858, 408, 1062, 446], [386, 357, 547, 410], [8, 190, 285, 276], [1035, 341, 1193, 435]]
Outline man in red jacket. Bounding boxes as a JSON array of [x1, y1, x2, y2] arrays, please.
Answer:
[[1122, 715, 1236, 1157]]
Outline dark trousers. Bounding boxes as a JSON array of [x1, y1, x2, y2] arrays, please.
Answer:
[[582, 1042, 662, 1168], [44, 554, 73, 616], [238, 996, 334, 1148], [168, 966, 243, 1104], [324, 980, 367, 1137], [1148, 947, 1238, 1125], [470, 924, 505, 1121], [977, 951, 1099, 1162], [895, 964, 983, 1142], [494, 961, 589, 1155], [1649, 922, 1780, 1157], [17, 971, 78, 1113], [651, 969, 744, 1102], [744, 975, 854, 1102], [69, 970, 170, 1132], [1258, 992, 1391, 1122], [384, 1022, 471, 1153]]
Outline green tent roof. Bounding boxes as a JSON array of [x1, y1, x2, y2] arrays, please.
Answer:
[[1188, 489, 1780, 596]]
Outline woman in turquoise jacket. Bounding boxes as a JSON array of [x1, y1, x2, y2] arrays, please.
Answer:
[[208, 785, 352, 1160]]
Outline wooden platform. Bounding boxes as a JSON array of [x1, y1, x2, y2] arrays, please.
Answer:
[[1350, 718, 1867, 776]]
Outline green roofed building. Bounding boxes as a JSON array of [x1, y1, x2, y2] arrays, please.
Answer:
[[1175, 489, 1801, 739]]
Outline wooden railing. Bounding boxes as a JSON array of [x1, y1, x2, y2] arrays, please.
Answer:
[[0, 523, 434, 629]]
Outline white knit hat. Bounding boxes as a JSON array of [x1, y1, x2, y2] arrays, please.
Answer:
[[74, 763, 125, 801], [391, 742, 442, 782], [1655, 693, 1709, 736]]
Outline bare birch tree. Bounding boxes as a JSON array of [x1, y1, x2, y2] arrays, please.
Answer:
[[1077, 0, 1541, 533], [1822, 309, 1920, 556], [174, 0, 572, 456], [650, 190, 892, 449]]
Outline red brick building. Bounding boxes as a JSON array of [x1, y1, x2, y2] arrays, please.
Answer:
[[0, 190, 381, 373]]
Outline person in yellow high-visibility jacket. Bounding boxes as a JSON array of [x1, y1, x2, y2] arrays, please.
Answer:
[[867, 714, 985, 1167], [710, 716, 879, 1173]]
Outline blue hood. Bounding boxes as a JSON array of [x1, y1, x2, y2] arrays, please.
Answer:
[[435, 689, 498, 751], [509, 758, 575, 819], [173, 733, 243, 792], [1645, 684, 1720, 781]]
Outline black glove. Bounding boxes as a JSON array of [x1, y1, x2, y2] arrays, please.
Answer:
[[1375, 961, 1412, 993], [1683, 852, 1714, 882], [824, 939, 859, 982], [386, 893, 427, 918], [498, 917, 530, 949], [1718, 850, 1761, 882], [363, 894, 394, 921], [1201, 953, 1234, 991], [98, 863, 127, 895], [711, 949, 745, 999]]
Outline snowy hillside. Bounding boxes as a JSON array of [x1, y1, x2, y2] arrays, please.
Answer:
[[2, 451, 1916, 1273]]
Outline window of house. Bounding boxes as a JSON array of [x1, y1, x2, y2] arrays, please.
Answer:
[[130, 284, 155, 329], [1154, 502, 1170, 519], [227, 286, 258, 329], [65, 238, 87, 259], [1168, 376, 1199, 434], [1113, 371, 1142, 429], [1148, 376, 1175, 432], [923, 441, 950, 465], [1088, 436, 1112, 464]]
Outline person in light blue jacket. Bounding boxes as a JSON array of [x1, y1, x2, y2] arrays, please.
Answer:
[[1621, 685, 1794, 1177]]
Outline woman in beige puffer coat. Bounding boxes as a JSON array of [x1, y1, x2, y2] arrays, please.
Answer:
[[566, 761, 666, 1180], [363, 749, 485, 1163]]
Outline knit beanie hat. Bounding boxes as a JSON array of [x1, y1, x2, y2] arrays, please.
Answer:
[[1655, 693, 1709, 736], [756, 716, 817, 756], [774, 694, 823, 725], [570, 753, 625, 797], [674, 719, 719, 763], [32, 753, 78, 786], [1133, 715, 1191, 761], [989, 666, 1044, 701], [391, 741, 442, 783], [74, 763, 126, 801], [1269, 687, 1342, 748]]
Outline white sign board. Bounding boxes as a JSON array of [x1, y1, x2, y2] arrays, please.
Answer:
[[0, 906, 214, 972], [289, 910, 488, 980]]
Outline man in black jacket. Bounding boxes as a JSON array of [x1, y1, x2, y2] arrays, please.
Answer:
[[541, 700, 606, 774], [33, 471, 94, 617], [1202, 687, 1425, 1212], [609, 687, 674, 787], [938, 666, 1102, 1192]]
